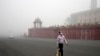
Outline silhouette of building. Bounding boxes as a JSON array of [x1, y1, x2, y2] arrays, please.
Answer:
[[70, 8, 100, 25], [34, 17, 42, 28], [28, 17, 100, 40], [28, 0, 100, 40], [28, 17, 59, 38], [91, 0, 97, 9], [66, 0, 100, 25]]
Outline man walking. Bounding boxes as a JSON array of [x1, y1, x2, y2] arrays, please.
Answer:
[[57, 32, 68, 56]]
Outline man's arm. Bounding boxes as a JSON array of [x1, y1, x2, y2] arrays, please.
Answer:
[[64, 36, 68, 45]]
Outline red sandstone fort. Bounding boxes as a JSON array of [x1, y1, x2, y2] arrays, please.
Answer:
[[28, 0, 100, 40]]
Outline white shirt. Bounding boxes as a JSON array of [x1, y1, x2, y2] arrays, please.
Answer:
[[57, 35, 68, 44]]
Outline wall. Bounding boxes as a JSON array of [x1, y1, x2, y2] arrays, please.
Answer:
[[28, 25, 100, 40]]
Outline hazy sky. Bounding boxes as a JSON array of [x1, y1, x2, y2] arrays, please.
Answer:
[[0, 0, 100, 36]]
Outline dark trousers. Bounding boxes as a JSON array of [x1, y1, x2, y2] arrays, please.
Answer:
[[58, 43, 63, 56]]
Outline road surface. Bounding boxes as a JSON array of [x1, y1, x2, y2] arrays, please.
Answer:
[[0, 37, 100, 56]]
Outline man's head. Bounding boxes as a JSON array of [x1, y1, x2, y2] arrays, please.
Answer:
[[59, 31, 63, 36]]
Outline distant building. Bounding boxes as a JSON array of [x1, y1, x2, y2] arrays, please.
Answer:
[[34, 17, 42, 28], [66, 0, 100, 25], [28, 18, 63, 38], [71, 8, 100, 25], [28, 0, 100, 40], [64, 17, 75, 26], [28, 18, 100, 40], [91, 0, 97, 9]]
